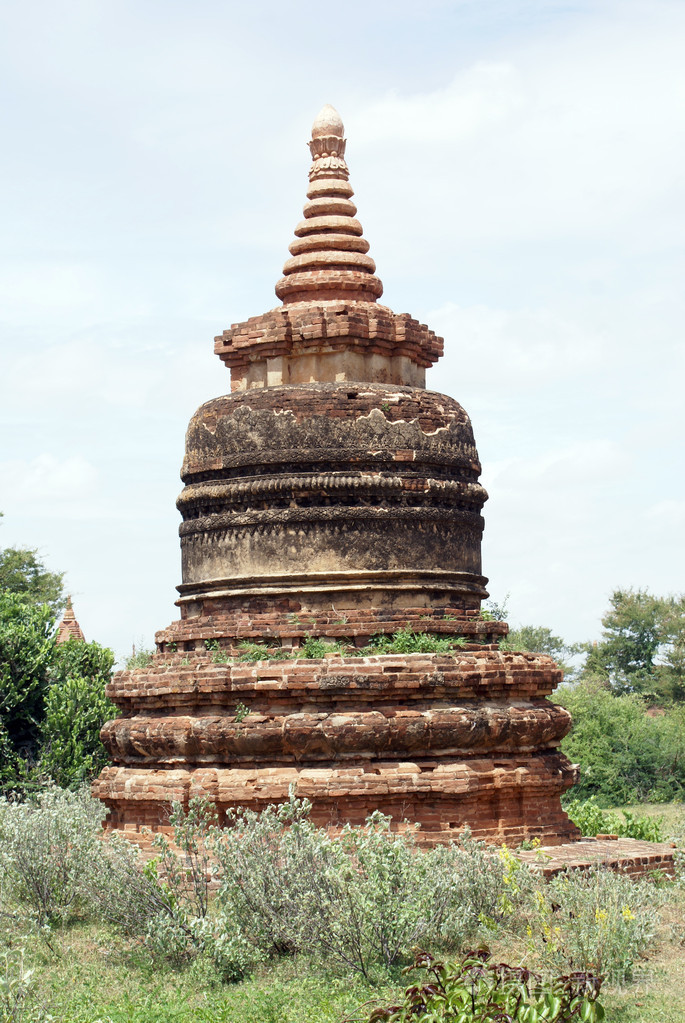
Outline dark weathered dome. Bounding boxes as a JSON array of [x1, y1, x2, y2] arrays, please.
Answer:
[[176, 383, 488, 609]]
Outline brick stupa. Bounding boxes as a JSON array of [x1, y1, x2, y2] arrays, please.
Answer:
[[56, 596, 85, 644], [94, 106, 579, 846]]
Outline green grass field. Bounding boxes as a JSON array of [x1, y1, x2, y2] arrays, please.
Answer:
[[19, 899, 685, 1023]]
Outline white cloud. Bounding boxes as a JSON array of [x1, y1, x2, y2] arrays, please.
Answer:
[[348, 4, 685, 264], [0, 454, 97, 506], [429, 301, 604, 393]]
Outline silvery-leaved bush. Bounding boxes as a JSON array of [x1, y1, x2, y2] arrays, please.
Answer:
[[0, 785, 105, 927], [529, 865, 659, 983], [209, 794, 526, 980], [0, 945, 53, 1023]]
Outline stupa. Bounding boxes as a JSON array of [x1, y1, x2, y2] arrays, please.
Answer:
[[56, 596, 85, 644], [94, 106, 579, 846]]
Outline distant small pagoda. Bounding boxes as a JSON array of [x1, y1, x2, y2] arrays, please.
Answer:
[[94, 106, 579, 846], [56, 596, 85, 644]]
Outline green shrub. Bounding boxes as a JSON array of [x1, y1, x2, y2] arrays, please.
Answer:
[[365, 630, 465, 655], [0, 786, 105, 926], [557, 680, 685, 803], [528, 867, 659, 983], [564, 796, 665, 841], [366, 948, 604, 1022], [86, 797, 261, 982], [153, 798, 216, 921], [211, 796, 522, 980], [83, 833, 169, 936]]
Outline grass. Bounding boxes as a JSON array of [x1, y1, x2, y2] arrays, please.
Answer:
[[618, 802, 685, 840], [22, 888, 685, 1023], [23, 923, 393, 1022], [15, 873, 685, 1023]]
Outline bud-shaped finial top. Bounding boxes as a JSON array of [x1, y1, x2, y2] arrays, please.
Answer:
[[312, 104, 344, 139]]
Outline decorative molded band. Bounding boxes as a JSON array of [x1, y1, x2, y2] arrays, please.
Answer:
[[178, 475, 487, 519], [175, 568, 489, 601], [102, 701, 573, 765]]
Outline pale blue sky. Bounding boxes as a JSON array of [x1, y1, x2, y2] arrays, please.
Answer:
[[1, 0, 683, 660]]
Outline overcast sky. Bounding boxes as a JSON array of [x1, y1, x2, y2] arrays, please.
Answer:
[[1, 0, 683, 662]]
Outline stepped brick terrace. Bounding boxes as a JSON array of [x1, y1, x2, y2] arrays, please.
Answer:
[[94, 105, 581, 847]]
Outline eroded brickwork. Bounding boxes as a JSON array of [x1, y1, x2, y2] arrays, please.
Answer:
[[94, 105, 580, 846]]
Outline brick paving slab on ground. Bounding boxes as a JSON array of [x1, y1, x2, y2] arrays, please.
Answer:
[[516, 837, 677, 879]]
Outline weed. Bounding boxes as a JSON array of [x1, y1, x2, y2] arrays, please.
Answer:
[[527, 866, 659, 983], [237, 642, 288, 663], [363, 948, 604, 1023], [234, 703, 249, 723], [299, 636, 346, 659], [363, 630, 466, 656], [204, 639, 230, 664], [125, 645, 154, 669]]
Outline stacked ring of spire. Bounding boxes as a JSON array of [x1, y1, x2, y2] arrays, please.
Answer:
[[275, 105, 384, 304]]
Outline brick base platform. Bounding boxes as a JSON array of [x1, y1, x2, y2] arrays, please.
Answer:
[[95, 649, 581, 847], [516, 836, 677, 879]]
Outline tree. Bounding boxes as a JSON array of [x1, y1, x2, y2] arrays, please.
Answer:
[[580, 588, 685, 702], [51, 636, 114, 687], [501, 624, 569, 660], [0, 591, 57, 783], [0, 546, 65, 616], [557, 678, 685, 804], [40, 637, 117, 787], [0, 522, 117, 789], [40, 673, 117, 787]]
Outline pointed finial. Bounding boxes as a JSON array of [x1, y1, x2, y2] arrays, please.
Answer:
[[275, 106, 383, 304], [312, 104, 344, 139]]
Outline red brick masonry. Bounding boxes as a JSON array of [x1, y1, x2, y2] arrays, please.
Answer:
[[516, 836, 676, 880], [95, 648, 580, 847]]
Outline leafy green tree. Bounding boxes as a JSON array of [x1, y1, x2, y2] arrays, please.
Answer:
[[656, 596, 685, 701], [0, 546, 65, 616], [557, 678, 685, 804], [40, 673, 117, 787], [0, 586, 116, 789], [0, 591, 56, 782], [502, 624, 569, 659], [580, 588, 685, 702], [51, 636, 114, 687], [40, 637, 117, 786]]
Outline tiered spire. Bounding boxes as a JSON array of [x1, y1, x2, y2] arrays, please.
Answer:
[[56, 595, 85, 644], [275, 104, 384, 304]]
